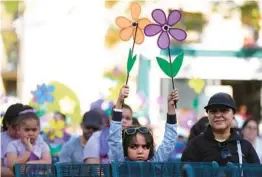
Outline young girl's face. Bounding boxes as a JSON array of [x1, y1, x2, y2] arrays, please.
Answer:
[[18, 118, 40, 144], [122, 108, 133, 129], [127, 133, 150, 161]]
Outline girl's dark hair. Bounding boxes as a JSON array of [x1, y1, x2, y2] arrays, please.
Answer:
[[188, 116, 209, 141], [16, 106, 40, 126], [2, 104, 34, 131], [132, 118, 140, 126], [112, 104, 133, 114], [123, 104, 133, 113], [241, 118, 259, 136], [122, 126, 154, 160], [54, 111, 66, 121]]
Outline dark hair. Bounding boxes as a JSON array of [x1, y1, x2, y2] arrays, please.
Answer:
[[2, 103, 24, 131], [2, 104, 34, 131], [122, 126, 154, 160], [241, 118, 259, 136], [123, 104, 133, 113], [16, 107, 40, 127], [188, 116, 209, 141], [132, 118, 140, 126], [112, 104, 133, 114], [54, 111, 66, 121]]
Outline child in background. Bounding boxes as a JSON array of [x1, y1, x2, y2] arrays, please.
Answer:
[[42, 112, 71, 163], [108, 85, 179, 162], [6, 109, 51, 170], [84, 104, 133, 164], [1, 103, 26, 177]]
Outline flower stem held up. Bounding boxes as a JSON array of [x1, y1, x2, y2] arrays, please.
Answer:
[[168, 47, 177, 108], [125, 23, 139, 85]]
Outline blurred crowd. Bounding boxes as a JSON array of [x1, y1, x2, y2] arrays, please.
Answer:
[[1, 87, 262, 177]]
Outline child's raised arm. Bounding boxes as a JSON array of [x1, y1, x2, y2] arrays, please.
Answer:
[[153, 90, 179, 162], [108, 85, 129, 162]]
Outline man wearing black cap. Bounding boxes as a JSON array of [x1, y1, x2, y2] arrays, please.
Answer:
[[59, 110, 103, 163], [181, 93, 260, 166]]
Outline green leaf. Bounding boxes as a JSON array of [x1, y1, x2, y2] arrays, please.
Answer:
[[172, 52, 184, 77], [193, 96, 199, 109], [126, 49, 137, 73], [156, 52, 184, 77], [156, 57, 172, 77]]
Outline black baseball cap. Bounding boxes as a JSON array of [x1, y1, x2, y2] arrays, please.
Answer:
[[204, 93, 236, 112], [82, 110, 103, 129]]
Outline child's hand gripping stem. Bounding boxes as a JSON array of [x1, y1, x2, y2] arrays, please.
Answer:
[[168, 89, 179, 115], [115, 85, 129, 109]]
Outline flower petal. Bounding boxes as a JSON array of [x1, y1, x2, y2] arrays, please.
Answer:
[[169, 28, 187, 41], [134, 28, 144, 44], [120, 26, 134, 41], [105, 1, 119, 9], [105, 27, 121, 48], [38, 97, 45, 104], [167, 10, 182, 26], [46, 95, 54, 103], [152, 9, 167, 25], [144, 24, 162, 37], [138, 18, 150, 29], [115, 16, 132, 28], [34, 90, 42, 97], [41, 84, 47, 92], [47, 85, 55, 92], [157, 31, 170, 49], [131, 2, 141, 21]]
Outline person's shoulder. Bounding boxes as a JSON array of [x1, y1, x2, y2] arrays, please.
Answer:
[[0, 131, 6, 136], [67, 136, 81, 144], [87, 131, 102, 144], [240, 138, 254, 149], [92, 130, 102, 138], [1, 131, 14, 142], [7, 139, 22, 147], [1, 131, 7, 142], [240, 138, 251, 145], [189, 132, 205, 143], [185, 133, 206, 151]]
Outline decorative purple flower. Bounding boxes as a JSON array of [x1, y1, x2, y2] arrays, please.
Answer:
[[144, 9, 187, 49]]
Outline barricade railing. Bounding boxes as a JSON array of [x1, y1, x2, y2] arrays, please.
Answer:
[[13, 162, 262, 177]]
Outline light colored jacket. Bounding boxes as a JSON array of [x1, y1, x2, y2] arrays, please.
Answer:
[[108, 110, 177, 162]]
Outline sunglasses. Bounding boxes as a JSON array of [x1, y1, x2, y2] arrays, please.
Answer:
[[218, 142, 232, 159], [124, 127, 150, 136]]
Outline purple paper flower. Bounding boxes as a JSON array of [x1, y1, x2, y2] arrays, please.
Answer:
[[144, 9, 187, 49]]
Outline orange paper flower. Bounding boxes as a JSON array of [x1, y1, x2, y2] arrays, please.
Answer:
[[115, 3, 150, 44]]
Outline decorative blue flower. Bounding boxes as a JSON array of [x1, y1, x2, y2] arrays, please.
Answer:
[[32, 84, 55, 104]]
